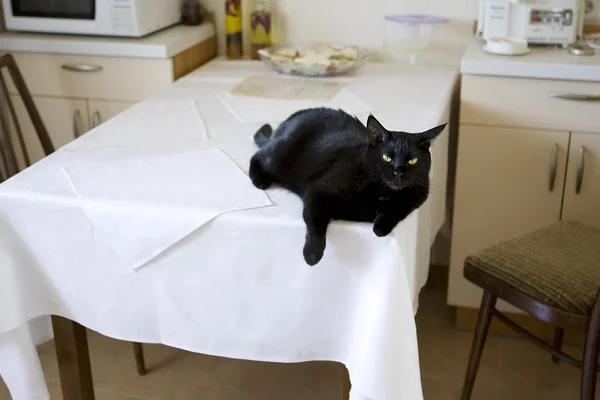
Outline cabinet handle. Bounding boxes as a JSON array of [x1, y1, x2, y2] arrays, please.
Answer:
[[73, 110, 82, 138], [576, 146, 585, 194], [92, 111, 102, 128], [61, 63, 103, 72], [548, 91, 600, 101], [549, 144, 558, 192]]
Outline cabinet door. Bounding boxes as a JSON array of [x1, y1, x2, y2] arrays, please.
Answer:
[[448, 126, 569, 311], [87, 100, 134, 129], [10, 95, 89, 165], [562, 132, 600, 229]]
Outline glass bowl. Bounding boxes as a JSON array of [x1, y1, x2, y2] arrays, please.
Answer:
[[383, 15, 449, 64], [258, 43, 369, 77]]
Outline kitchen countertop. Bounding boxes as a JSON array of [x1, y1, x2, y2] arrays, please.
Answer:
[[0, 23, 215, 59], [461, 38, 600, 82]]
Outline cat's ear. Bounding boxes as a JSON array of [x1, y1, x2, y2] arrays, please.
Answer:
[[417, 123, 447, 147], [367, 114, 388, 146]]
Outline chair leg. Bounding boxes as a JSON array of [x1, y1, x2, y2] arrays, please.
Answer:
[[133, 342, 146, 376], [552, 327, 564, 364], [581, 290, 600, 400], [461, 291, 497, 400]]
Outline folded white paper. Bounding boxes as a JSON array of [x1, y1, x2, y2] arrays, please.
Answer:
[[218, 88, 374, 124], [68, 100, 207, 150], [230, 75, 345, 101], [63, 149, 273, 270]]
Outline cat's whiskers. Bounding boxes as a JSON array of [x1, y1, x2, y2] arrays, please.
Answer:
[[426, 182, 440, 193], [352, 168, 383, 192], [409, 180, 433, 193]]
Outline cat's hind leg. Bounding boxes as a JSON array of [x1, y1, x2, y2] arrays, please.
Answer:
[[249, 153, 272, 190], [302, 192, 331, 266]]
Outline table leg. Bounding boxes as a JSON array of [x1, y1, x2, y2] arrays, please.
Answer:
[[342, 365, 351, 400], [51, 316, 95, 400]]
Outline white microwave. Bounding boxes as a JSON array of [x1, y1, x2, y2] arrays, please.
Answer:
[[2, 0, 182, 37]]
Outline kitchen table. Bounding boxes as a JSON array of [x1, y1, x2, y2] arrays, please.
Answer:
[[0, 59, 457, 400]]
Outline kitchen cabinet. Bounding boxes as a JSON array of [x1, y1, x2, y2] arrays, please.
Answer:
[[562, 132, 600, 229], [6, 53, 174, 102], [10, 95, 88, 166], [1, 28, 216, 174], [448, 74, 600, 316], [3, 52, 184, 158], [449, 126, 569, 311], [10, 96, 135, 167]]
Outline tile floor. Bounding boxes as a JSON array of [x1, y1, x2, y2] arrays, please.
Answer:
[[1, 266, 596, 400]]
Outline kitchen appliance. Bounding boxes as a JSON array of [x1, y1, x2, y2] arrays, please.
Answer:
[[584, 0, 600, 21], [477, 0, 585, 46], [2, 0, 182, 37]]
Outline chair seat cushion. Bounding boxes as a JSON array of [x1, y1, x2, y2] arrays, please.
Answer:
[[465, 221, 600, 316]]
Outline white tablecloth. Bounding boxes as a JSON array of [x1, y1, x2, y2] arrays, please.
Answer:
[[0, 60, 457, 400]]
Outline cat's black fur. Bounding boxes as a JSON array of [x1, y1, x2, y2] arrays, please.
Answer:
[[249, 108, 446, 266]]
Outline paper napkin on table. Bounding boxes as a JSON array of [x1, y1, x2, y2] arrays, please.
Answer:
[[229, 75, 346, 101], [63, 149, 272, 270], [218, 88, 374, 124]]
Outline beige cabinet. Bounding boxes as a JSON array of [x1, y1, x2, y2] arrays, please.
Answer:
[[87, 100, 134, 129], [7, 53, 174, 102], [449, 74, 600, 315], [4, 35, 215, 170], [461, 75, 600, 133], [448, 126, 569, 311], [562, 132, 600, 229], [10, 95, 135, 166], [10, 95, 88, 166]]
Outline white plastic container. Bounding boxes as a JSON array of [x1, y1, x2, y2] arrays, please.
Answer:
[[383, 15, 449, 64]]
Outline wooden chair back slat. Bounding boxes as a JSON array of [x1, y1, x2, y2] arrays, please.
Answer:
[[0, 54, 54, 182]]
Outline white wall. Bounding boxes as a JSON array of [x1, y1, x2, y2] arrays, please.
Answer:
[[0, 0, 479, 55], [199, 0, 479, 57]]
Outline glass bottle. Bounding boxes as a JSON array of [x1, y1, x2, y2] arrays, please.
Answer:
[[250, 0, 272, 60], [225, 0, 243, 59]]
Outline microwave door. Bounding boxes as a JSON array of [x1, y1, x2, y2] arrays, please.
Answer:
[[11, 0, 94, 20]]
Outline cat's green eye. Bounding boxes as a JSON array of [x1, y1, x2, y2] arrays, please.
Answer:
[[382, 154, 392, 163], [408, 158, 418, 165]]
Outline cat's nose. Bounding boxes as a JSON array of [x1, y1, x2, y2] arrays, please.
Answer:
[[393, 171, 403, 178]]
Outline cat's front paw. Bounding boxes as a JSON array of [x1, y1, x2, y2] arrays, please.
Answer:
[[373, 224, 393, 237], [303, 237, 326, 266], [373, 215, 395, 237], [251, 176, 271, 190]]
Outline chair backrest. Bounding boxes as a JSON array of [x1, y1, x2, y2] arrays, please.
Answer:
[[0, 54, 54, 182]]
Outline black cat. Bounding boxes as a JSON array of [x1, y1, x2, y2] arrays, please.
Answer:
[[249, 108, 446, 266]]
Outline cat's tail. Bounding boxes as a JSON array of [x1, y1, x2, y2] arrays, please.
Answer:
[[254, 124, 273, 148]]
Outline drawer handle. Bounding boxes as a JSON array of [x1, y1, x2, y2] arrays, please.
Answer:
[[548, 91, 600, 101], [92, 111, 102, 128], [549, 143, 558, 192], [576, 146, 585, 195], [73, 110, 82, 138], [61, 63, 103, 72]]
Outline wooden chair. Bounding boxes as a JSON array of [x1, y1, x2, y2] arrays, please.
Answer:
[[0, 53, 149, 377], [0, 53, 54, 178], [461, 221, 600, 400], [133, 343, 146, 375]]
